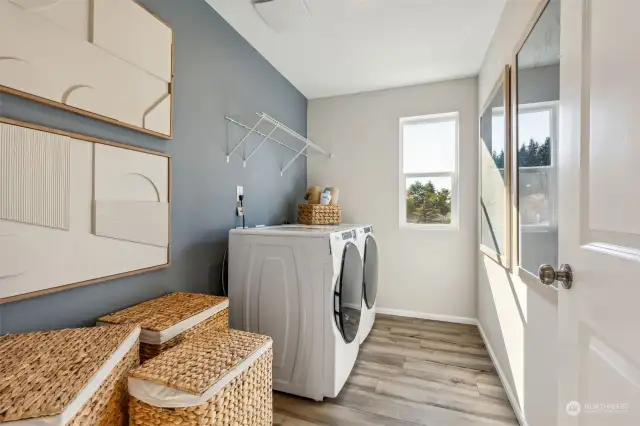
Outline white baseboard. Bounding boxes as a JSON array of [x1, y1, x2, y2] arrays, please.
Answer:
[[375, 307, 477, 325], [476, 321, 528, 426]]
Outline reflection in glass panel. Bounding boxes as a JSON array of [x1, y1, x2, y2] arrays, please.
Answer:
[[338, 243, 363, 344], [516, 0, 560, 276], [519, 107, 555, 227], [406, 176, 452, 224], [480, 82, 506, 255], [403, 120, 456, 173], [520, 169, 553, 225], [519, 109, 552, 156]]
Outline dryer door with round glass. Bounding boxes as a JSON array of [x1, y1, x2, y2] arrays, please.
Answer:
[[363, 234, 379, 309], [334, 242, 363, 343]]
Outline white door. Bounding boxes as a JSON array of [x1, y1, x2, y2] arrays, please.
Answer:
[[558, 0, 640, 424]]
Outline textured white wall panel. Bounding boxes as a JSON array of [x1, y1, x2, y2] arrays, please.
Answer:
[[0, 233, 27, 278], [94, 143, 169, 203], [0, 123, 70, 229], [143, 94, 171, 135], [94, 200, 169, 247], [9, 0, 91, 40], [0, 130, 169, 302], [0, 0, 172, 136], [93, 0, 173, 82]]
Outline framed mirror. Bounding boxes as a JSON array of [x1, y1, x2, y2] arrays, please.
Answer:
[[480, 65, 511, 264], [513, 0, 560, 284]]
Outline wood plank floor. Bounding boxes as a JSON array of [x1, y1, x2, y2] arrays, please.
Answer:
[[273, 314, 518, 426]]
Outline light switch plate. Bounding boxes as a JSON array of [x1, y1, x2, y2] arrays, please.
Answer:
[[237, 186, 244, 202]]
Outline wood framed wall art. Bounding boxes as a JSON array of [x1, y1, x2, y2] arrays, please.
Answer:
[[0, 117, 172, 304], [0, 0, 174, 139]]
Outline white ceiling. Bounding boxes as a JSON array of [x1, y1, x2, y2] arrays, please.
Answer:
[[206, 0, 507, 99]]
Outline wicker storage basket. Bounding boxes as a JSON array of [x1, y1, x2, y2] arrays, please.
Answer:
[[97, 292, 228, 363], [128, 329, 273, 426], [298, 204, 342, 225], [0, 324, 140, 425]]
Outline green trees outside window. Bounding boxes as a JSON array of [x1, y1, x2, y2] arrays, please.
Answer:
[[406, 181, 451, 224], [491, 137, 551, 169]]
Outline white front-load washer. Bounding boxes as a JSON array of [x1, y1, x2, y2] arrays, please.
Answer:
[[354, 225, 378, 343], [228, 225, 363, 401]]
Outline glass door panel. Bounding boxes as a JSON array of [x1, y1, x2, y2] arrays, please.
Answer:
[[515, 0, 561, 280]]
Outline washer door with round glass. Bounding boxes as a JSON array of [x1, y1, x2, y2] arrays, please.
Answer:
[[334, 242, 363, 343], [363, 235, 379, 309]]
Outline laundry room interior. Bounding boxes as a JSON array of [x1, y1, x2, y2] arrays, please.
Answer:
[[2, 0, 638, 425]]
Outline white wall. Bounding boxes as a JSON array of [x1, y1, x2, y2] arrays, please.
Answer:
[[477, 1, 559, 426], [308, 78, 478, 321]]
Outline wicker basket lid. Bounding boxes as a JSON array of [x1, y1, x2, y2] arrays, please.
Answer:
[[98, 292, 228, 332], [0, 324, 139, 423], [129, 329, 271, 395]]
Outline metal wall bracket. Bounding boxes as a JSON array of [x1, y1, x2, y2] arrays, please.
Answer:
[[225, 112, 334, 175]]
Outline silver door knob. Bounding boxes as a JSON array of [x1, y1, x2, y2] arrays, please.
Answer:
[[538, 264, 573, 289]]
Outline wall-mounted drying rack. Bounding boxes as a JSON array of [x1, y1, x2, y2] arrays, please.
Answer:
[[225, 112, 334, 176]]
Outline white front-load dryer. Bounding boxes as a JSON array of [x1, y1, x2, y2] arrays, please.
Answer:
[[354, 225, 378, 343], [228, 225, 363, 401]]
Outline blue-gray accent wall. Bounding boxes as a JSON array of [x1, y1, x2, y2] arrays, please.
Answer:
[[0, 0, 307, 335]]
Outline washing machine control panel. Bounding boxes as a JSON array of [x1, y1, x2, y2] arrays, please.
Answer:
[[341, 230, 356, 240]]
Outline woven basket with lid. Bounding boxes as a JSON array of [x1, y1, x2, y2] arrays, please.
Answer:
[[298, 204, 342, 225], [98, 292, 229, 363], [0, 323, 140, 425], [128, 329, 273, 426]]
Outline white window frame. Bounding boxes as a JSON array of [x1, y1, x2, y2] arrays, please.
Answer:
[[399, 112, 459, 230], [517, 101, 559, 232]]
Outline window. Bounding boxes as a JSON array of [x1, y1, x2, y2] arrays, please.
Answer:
[[399, 113, 458, 228]]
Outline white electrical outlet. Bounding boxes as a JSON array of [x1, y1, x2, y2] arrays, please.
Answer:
[[237, 186, 244, 202]]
